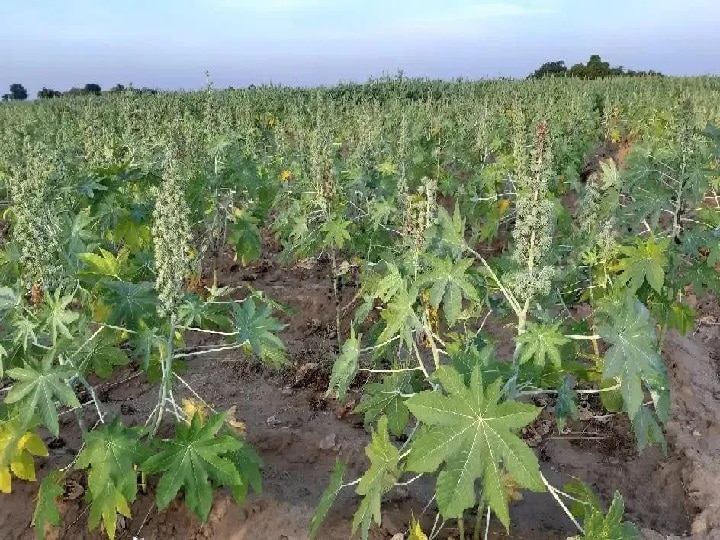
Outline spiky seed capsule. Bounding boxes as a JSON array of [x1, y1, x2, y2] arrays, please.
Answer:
[[152, 150, 194, 319], [7, 139, 63, 292], [508, 120, 556, 301]]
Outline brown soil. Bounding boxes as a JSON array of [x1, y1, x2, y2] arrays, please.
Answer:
[[2, 242, 718, 540], [580, 137, 634, 182]]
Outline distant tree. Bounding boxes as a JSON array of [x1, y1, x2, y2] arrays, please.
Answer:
[[84, 83, 102, 95], [37, 87, 62, 99], [528, 60, 567, 79], [109, 84, 126, 93], [1, 94, 9, 102], [582, 54, 612, 79], [9, 83, 28, 100], [529, 55, 663, 80], [64, 87, 86, 97]]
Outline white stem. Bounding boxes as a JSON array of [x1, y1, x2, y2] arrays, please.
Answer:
[[541, 473, 584, 534]]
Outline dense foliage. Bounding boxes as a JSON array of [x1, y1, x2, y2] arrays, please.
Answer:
[[529, 55, 663, 79], [0, 75, 718, 539]]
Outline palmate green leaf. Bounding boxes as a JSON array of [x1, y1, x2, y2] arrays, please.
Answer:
[[448, 339, 496, 383], [352, 417, 401, 540], [326, 328, 360, 400], [103, 281, 157, 329], [425, 205, 466, 259], [684, 259, 720, 296], [420, 256, 479, 326], [5, 353, 80, 436], [598, 297, 668, 422], [78, 338, 131, 379], [232, 297, 286, 365], [228, 214, 261, 266], [367, 198, 396, 232], [32, 471, 64, 540], [141, 412, 243, 523], [632, 405, 666, 454], [77, 248, 130, 281], [563, 477, 602, 522], [667, 301, 696, 335], [571, 492, 639, 540], [517, 322, 570, 370], [176, 294, 207, 327], [309, 458, 346, 539], [377, 285, 421, 349], [371, 262, 404, 304], [321, 218, 352, 250], [226, 439, 263, 505], [41, 288, 79, 345], [129, 323, 164, 370], [614, 236, 669, 294], [406, 366, 543, 529], [354, 372, 414, 437], [14, 316, 38, 352], [75, 418, 148, 540]]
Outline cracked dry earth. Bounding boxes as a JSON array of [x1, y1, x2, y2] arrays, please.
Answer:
[[1, 247, 719, 540]]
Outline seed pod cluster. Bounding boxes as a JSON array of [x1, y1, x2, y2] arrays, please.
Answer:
[[152, 148, 194, 318], [7, 138, 63, 292], [509, 120, 556, 301]]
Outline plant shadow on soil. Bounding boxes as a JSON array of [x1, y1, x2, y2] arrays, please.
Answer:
[[2, 238, 718, 540]]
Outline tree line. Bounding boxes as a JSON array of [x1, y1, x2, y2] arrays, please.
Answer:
[[0, 56, 665, 101], [1, 83, 158, 101], [528, 54, 663, 79]]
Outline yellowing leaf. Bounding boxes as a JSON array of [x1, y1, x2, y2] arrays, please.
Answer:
[[224, 406, 246, 437], [0, 420, 49, 493], [10, 451, 36, 481], [498, 199, 511, 216], [92, 301, 112, 323], [0, 466, 11, 493], [502, 471, 524, 503], [377, 161, 398, 176], [19, 432, 49, 457], [408, 516, 428, 540], [182, 399, 209, 426]]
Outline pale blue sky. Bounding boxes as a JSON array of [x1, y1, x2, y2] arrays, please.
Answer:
[[2, 0, 719, 95]]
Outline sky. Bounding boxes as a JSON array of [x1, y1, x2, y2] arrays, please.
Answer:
[[2, 0, 719, 96]]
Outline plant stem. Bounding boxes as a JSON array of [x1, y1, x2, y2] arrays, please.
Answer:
[[458, 516, 465, 540], [540, 473, 584, 534], [152, 318, 176, 436], [484, 506, 491, 540], [330, 249, 343, 348], [473, 504, 484, 540]]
